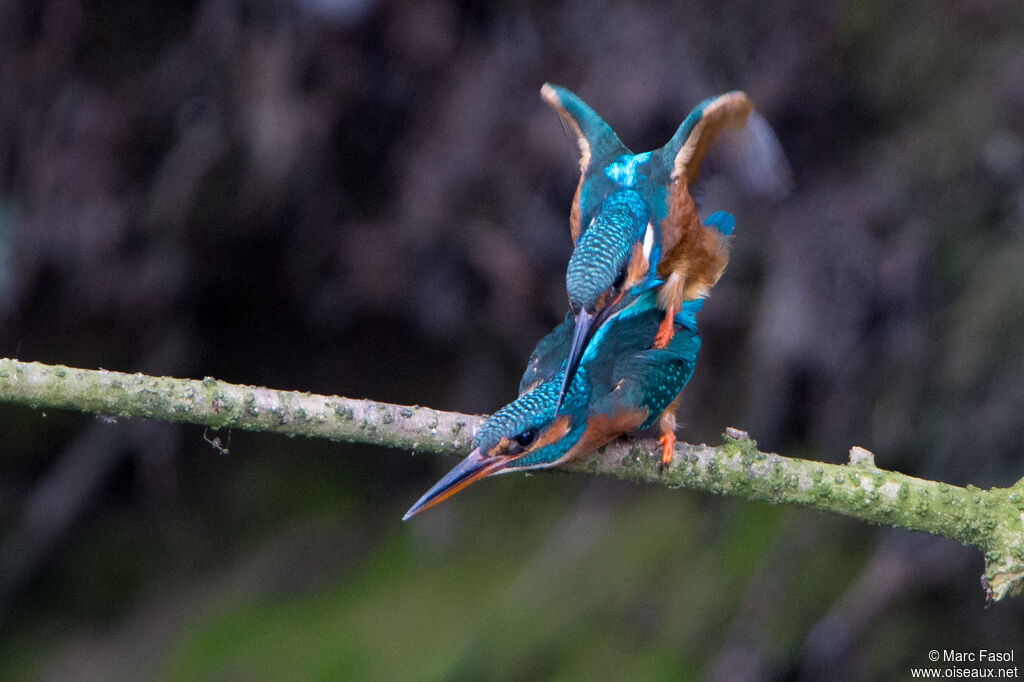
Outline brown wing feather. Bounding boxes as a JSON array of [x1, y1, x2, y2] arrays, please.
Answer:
[[657, 173, 700, 271], [675, 91, 754, 186], [569, 177, 583, 243], [656, 185, 731, 313], [654, 93, 748, 312], [541, 83, 591, 244]]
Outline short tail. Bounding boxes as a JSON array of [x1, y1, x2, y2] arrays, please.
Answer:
[[704, 210, 735, 236]]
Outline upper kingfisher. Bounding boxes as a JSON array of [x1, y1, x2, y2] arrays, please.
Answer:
[[541, 83, 770, 412], [403, 287, 709, 520]]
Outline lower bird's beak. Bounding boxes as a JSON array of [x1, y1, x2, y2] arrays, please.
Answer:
[[403, 448, 510, 520]]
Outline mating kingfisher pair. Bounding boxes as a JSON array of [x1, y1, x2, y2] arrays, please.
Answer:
[[405, 83, 786, 519]]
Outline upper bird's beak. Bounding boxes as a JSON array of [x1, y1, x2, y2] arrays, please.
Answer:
[[403, 448, 511, 520], [555, 300, 617, 414]]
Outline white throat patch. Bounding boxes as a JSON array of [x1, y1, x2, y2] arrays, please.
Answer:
[[642, 222, 655, 261]]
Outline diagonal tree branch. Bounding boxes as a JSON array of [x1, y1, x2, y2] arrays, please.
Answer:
[[2, 357, 1023, 602]]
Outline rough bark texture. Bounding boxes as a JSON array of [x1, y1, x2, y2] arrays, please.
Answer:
[[2, 357, 1022, 602]]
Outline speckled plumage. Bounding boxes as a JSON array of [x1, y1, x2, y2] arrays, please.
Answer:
[[474, 369, 589, 469], [521, 292, 703, 406], [566, 190, 650, 312]]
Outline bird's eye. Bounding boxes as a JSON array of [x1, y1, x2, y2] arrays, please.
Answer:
[[612, 268, 627, 290], [514, 429, 537, 448]]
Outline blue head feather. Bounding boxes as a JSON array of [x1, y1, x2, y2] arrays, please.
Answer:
[[566, 190, 650, 311], [474, 368, 590, 469]]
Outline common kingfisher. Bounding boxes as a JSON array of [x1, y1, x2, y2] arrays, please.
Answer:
[[542, 83, 756, 411], [403, 262, 724, 519]]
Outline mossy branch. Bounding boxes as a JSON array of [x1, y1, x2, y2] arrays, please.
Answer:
[[2, 357, 1023, 602]]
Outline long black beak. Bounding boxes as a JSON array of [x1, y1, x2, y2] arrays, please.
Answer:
[[402, 448, 509, 520], [555, 303, 615, 414]]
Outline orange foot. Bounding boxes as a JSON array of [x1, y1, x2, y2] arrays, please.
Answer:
[[653, 305, 676, 350], [658, 430, 675, 470]]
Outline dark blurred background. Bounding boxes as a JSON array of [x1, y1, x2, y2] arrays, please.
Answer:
[[1, 0, 1023, 679]]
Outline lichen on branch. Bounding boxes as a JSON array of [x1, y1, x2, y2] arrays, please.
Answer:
[[0, 358, 479, 454], [1, 357, 1022, 602]]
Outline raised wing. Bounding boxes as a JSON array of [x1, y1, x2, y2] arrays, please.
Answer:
[[541, 83, 630, 243]]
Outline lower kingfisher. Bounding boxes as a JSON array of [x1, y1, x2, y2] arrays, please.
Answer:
[[403, 287, 706, 520], [540, 83, 773, 412]]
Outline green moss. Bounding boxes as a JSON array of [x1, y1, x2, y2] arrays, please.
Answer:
[[719, 434, 761, 466], [811, 479, 835, 504]]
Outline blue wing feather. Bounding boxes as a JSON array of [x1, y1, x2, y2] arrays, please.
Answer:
[[518, 313, 574, 395]]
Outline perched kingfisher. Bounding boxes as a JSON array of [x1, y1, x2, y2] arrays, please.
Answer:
[[541, 83, 763, 411], [403, 288, 706, 520]]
